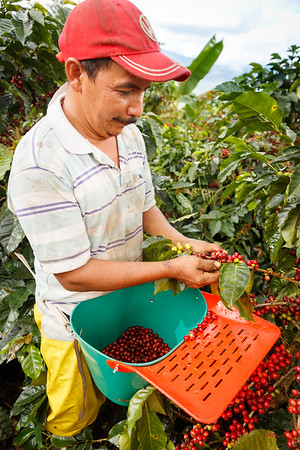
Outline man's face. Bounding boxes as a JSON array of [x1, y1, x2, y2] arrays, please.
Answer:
[[78, 61, 152, 140]]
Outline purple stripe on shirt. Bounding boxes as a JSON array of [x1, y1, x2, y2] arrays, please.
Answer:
[[73, 165, 111, 189], [127, 152, 143, 161], [82, 181, 144, 217], [16, 202, 77, 218], [38, 247, 90, 265], [90, 225, 143, 255]]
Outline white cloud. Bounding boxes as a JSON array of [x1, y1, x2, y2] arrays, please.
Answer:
[[131, 0, 300, 92]]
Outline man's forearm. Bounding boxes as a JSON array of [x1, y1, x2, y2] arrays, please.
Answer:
[[143, 205, 186, 244], [55, 258, 171, 292]]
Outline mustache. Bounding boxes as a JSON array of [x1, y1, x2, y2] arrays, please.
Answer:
[[114, 117, 137, 125]]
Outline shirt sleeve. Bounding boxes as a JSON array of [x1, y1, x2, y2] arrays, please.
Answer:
[[8, 167, 91, 274]]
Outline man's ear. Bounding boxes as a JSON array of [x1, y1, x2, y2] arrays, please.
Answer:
[[64, 58, 85, 92]]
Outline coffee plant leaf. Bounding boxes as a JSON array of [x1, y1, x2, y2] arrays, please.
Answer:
[[0, 145, 13, 179], [51, 435, 77, 448], [146, 390, 166, 415], [8, 287, 30, 310], [119, 425, 139, 450], [0, 208, 24, 254], [11, 14, 33, 45], [216, 80, 245, 97], [5, 336, 27, 362], [218, 151, 249, 183], [232, 91, 283, 129], [235, 295, 254, 322], [233, 429, 279, 449], [12, 427, 35, 447], [127, 385, 156, 438], [108, 420, 127, 446], [272, 145, 300, 164], [10, 385, 46, 414], [280, 205, 300, 248], [286, 163, 300, 202], [142, 236, 175, 262], [154, 278, 185, 296], [278, 203, 300, 247], [219, 262, 250, 306], [18, 343, 43, 379], [136, 405, 168, 450], [0, 18, 15, 36]]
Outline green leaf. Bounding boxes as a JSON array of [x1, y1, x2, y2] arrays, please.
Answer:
[[51, 435, 77, 447], [175, 192, 193, 214], [11, 15, 33, 45], [265, 213, 278, 247], [216, 81, 245, 96], [12, 427, 35, 446], [280, 206, 300, 247], [218, 152, 248, 183], [8, 287, 30, 310], [108, 420, 127, 446], [10, 385, 46, 415], [29, 9, 44, 25], [0, 208, 24, 254], [219, 262, 250, 306], [127, 386, 156, 438], [233, 429, 278, 449], [146, 390, 166, 415], [154, 278, 174, 295], [177, 36, 223, 97], [286, 163, 300, 201], [142, 237, 175, 262], [0, 18, 14, 36], [273, 146, 300, 164], [235, 295, 254, 321], [137, 405, 168, 450], [18, 344, 43, 379], [209, 219, 221, 237], [265, 214, 285, 261], [0, 145, 13, 179], [232, 91, 283, 129]]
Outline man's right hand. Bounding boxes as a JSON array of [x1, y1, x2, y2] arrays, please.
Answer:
[[164, 255, 221, 289]]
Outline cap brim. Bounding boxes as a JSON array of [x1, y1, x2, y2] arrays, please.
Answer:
[[111, 51, 191, 82]]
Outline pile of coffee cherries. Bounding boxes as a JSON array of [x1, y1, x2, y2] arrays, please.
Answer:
[[101, 325, 171, 364]]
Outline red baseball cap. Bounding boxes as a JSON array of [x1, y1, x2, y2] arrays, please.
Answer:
[[56, 0, 191, 82]]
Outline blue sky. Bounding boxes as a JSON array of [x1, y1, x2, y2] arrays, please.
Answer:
[[131, 0, 300, 93]]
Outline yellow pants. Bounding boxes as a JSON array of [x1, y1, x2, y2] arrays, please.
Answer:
[[34, 305, 105, 436]]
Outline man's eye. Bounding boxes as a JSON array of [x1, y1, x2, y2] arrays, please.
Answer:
[[118, 90, 131, 95]]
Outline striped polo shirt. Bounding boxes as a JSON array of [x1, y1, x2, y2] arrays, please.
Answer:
[[7, 83, 155, 340]]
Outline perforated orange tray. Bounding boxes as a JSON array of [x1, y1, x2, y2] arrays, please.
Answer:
[[107, 291, 281, 423]]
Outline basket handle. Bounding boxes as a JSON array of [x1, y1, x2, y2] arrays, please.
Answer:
[[106, 359, 135, 373]]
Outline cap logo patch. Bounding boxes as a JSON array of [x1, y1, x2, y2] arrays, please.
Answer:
[[139, 15, 157, 42]]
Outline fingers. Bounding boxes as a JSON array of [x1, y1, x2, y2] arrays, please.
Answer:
[[196, 256, 221, 272], [185, 269, 220, 289], [168, 255, 221, 289], [187, 238, 223, 255]]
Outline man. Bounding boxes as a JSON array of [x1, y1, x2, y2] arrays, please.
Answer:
[[8, 0, 222, 438]]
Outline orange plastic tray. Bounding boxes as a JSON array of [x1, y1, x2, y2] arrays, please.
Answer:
[[107, 291, 281, 423]]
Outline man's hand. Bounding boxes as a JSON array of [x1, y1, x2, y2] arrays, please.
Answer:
[[165, 254, 221, 289]]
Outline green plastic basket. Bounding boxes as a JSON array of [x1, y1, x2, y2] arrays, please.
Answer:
[[70, 282, 207, 405]]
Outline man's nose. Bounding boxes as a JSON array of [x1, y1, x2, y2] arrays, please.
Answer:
[[127, 92, 144, 118]]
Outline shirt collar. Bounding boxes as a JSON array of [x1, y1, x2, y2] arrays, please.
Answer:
[[47, 83, 94, 155]]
